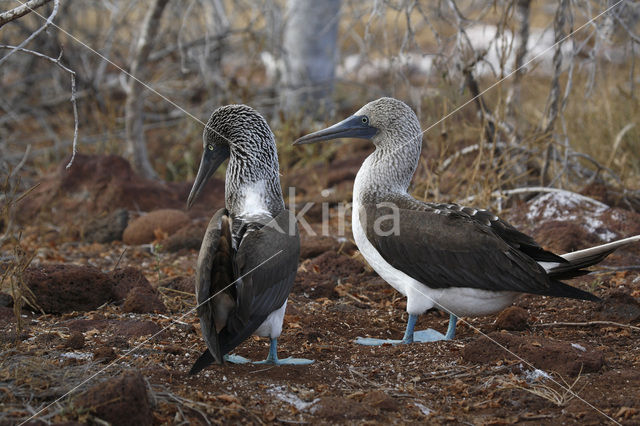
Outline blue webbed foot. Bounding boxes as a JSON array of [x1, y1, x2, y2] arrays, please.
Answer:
[[224, 354, 251, 364], [355, 313, 457, 345], [354, 337, 404, 346], [254, 357, 314, 365], [253, 338, 314, 365], [413, 328, 448, 342]]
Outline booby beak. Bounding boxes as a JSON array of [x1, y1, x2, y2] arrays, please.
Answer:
[[293, 115, 378, 145], [187, 144, 230, 209]]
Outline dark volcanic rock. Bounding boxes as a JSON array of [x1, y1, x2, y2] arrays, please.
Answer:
[[123, 209, 190, 245], [160, 220, 207, 252], [462, 332, 604, 376], [122, 287, 166, 314], [311, 396, 374, 420], [0, 306, 14, 324], [494, 306, 529, 331], [83, 208, 129, 243], [112, 320, 161, 337], [74, 370, 152, 426], [0, 292, 13, 307], [300, 235, 341, 259], [64, 331, 85, 350], [110, 267, 154, 302], [156, 275, 194, 293], [294, 252, 368, 299], [16, 154, 225, 225], [92, 346, 117, 363], [24, 265, 114, 313], [597, 292, 640, 323]]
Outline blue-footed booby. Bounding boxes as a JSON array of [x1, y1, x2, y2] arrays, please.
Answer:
[[294, 97, 640, 345], [187, 105, 313, 374]]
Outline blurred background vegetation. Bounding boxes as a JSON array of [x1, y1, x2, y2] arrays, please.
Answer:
[[1, 0, 639, 212]]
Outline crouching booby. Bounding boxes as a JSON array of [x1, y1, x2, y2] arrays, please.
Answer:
[[294, 97, 640, 345], [187, 105, 313, 374]]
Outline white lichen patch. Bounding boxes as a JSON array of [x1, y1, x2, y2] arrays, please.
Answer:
[[526, 191, 618, 241], [60, 352, 94, 360]]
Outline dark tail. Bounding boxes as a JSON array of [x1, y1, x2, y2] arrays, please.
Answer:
[[189, 349, 218, 375]]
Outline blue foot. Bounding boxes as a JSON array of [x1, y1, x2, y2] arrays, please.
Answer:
[[254, 357, 314, 365], [413, 328, 448, 342], [356, 313, 458, 345], [354, 329, 446, 346], [355, 337, 404, 346], [224, 354, 251, 364], [253, 338, 314, 365]]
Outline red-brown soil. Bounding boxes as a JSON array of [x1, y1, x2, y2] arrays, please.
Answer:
[[2, 155, 640, 424]]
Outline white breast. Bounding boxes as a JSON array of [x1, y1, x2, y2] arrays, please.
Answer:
[[239, 181, 270, 217]]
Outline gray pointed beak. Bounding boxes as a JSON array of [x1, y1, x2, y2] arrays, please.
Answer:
[[187, 144, 230, 209], [293, 115, 377, 145]]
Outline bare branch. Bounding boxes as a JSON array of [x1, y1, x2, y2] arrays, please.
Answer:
[[0, 45, 79, 168], [0, 0, 52, 28], [0, 0, 58, 67]]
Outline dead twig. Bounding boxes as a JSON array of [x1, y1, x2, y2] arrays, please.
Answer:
[[0, 0, 53, 28], [535, 321, 640, 332]]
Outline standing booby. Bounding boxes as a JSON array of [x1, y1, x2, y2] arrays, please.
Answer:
[[187, 105, 313, 374], [294, 97, 640, 345]]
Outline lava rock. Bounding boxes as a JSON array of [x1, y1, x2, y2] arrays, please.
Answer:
[[24, 264, 114, 313], [156, 275, 194, 294], [597, 292, 640, 323], [122, 286, 166, 314], [123, 209, 190, 245], [294, 252, 368, 299], [64, 331, 85, 350], [110, 267, 154, 302], [462, 332, 604, 376], [311, 397, 374, 420], [494, 306, 529, 331], [92, 346, 117, 363], [160, 220, 207, 252], [74, 370, 152, 426], [84, 209, 129, 243], [0, 292, 13, 307]]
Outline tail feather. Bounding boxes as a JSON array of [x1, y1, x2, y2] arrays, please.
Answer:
[[189, 349, 217, 375], [547, 235, 640, 279]]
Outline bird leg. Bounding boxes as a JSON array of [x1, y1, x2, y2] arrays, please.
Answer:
[[253, 338, 314, 365], [355, 313, 456, 345]]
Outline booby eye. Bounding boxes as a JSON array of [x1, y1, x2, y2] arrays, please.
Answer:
[[207, 144, 214, 151], [361, 116, 369, 124]]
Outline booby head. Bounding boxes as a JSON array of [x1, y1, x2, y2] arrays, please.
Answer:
[[187, 105, 283, 215], [293, 97, 422, 151]]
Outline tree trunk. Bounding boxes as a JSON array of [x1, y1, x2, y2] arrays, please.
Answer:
[[281, 0, 341, 119], [124, 0, 170, 180]]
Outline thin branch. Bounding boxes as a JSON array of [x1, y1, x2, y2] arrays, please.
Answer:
[[0, 45, 79, 168], [0, 0, 59, 67], [535, 321, 640, 332], [0, 0, 52, 28]]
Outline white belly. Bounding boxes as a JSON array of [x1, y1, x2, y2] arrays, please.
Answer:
[[254, 299, 287, 338], [351, 201, 518, 317]]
